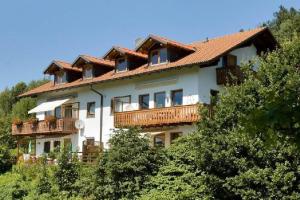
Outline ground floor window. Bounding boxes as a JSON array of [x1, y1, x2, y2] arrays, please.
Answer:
[[154, 134, 165, 147], [44, 141, 51, 153], [54, 141, 61, 152]]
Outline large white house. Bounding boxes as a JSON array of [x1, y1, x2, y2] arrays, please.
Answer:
[[13, 27, 277, 159]]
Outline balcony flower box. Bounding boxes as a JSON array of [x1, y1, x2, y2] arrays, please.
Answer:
[[13, 118, 23, 130], [45, 115, 57, 129], [27, 118, 39, 130]]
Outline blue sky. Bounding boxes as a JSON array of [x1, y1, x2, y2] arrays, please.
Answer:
[[0, 0, 299, 91]]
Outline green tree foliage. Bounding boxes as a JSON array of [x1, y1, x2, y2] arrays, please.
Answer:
[[11, 97, 37, 121], [37, 157, 52, 195], [267, 6, 300, 42], [0, 79, 48, 174], [95, 128, 164, 200], [54, 148, 79, 194]]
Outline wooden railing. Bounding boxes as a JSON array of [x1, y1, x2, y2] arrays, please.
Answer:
[[12, 118, 77, 136], [216, 66, 244, 85], [114, 104, 200, 127]]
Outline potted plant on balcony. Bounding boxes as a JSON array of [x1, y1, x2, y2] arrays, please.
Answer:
[[27, 117, 39, 130], [13, 118, 23, 130], [45, 115, 57, 129]]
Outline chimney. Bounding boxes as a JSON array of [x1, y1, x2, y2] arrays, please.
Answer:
[[135, 37, 144, 48]]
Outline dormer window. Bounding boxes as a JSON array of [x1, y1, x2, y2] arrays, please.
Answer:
[[150, 48, 167, 66], [83, 65, 93, 79], [55, 71, 67, 84], [116, 58, 128, 72]]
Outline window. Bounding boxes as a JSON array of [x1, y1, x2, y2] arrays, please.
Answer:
[[44, 141, 51, 153], [87, 102, 95, 118], [171, 90, 183, 106], [139, 94, 149, 109], [154, 92, 166, 108], [223, 54, 237, 67], [150, 48, 168, 65], [83, 66, 93, 79], [45, 110, 52, 117], [151, 50, 159, 65], [55, 106, 61, 119], [54, 141, 61, 152], [154, 133, 165, 147], [116, 58, 127, 72], [113, 96, 131, 112], [170, 132, 182, 143], [55, 71, 67, 84]]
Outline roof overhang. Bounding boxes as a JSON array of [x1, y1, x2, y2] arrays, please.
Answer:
[[103, 46, 148, 60], [136, 34, 195, 54], [72, 55, 115, 68], [44, 60, 81, 75]]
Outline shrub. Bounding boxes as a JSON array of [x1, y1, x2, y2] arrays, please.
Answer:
[[95, 128, 165, 199], [54, 147, 79, 194]]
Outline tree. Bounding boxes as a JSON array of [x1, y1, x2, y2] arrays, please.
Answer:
[[267, 6, 300, 42], [11, 97, 37, 121], [95, 128, 164, 200], [54, 147, 79, 193]]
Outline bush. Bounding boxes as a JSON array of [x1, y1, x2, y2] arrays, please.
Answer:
[[54, 147, 79, 194], [95, 128, 165, 199]]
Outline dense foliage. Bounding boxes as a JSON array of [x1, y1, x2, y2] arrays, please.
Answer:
[[94, 128, 164, 200], [0, 79, 48, 174]]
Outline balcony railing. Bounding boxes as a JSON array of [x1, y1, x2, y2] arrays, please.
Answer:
[[216, 66, 244, 85], [114, 104, 200, 127], [12, 118, 77, 136]]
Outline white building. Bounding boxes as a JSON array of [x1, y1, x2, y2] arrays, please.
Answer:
[[13, 27, 277, 158]]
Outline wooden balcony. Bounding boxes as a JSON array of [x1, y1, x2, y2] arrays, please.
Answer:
[[114, 104, 200, 128], [12, 118, 77, 136], [216, 66, 244, 85]]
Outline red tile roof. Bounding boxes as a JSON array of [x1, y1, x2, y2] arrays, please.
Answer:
[[21, 27, 276, 97], [136, 34, 195, 52], [73, 55, 114, 68], [103, 46, 148, 60], [44, 60, 82, 74]]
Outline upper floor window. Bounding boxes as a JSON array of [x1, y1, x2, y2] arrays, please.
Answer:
[[55, 106, 62, 119], [150, 48, 168, 65], [154, 92, 166, 108], [223, 54, 237, 67], [113, 96, 131, 112], [116, 58, 128, 72], [55, 71, 67, 84], [83, 66, 93, 79], [139, 94, 149, 110], [171, 89, 183, 106], [87, 102, 95, 118]]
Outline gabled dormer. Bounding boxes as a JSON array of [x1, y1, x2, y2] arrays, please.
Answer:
[[72, 55, 114, 80], [136, 35, 195, 66], [103, 46, 148, 73], [44, 60, 82, 85]]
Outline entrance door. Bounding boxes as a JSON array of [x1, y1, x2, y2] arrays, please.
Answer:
[[64, 105, 73, 118]]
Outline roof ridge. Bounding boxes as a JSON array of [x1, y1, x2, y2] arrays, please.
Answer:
[[190, 27, 266, 45]]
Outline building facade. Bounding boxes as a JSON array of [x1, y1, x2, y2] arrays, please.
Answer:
[[12, 28, 277, 158]]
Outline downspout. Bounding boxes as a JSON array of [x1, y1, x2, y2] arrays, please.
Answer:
[[90, 85, 104, 148]]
